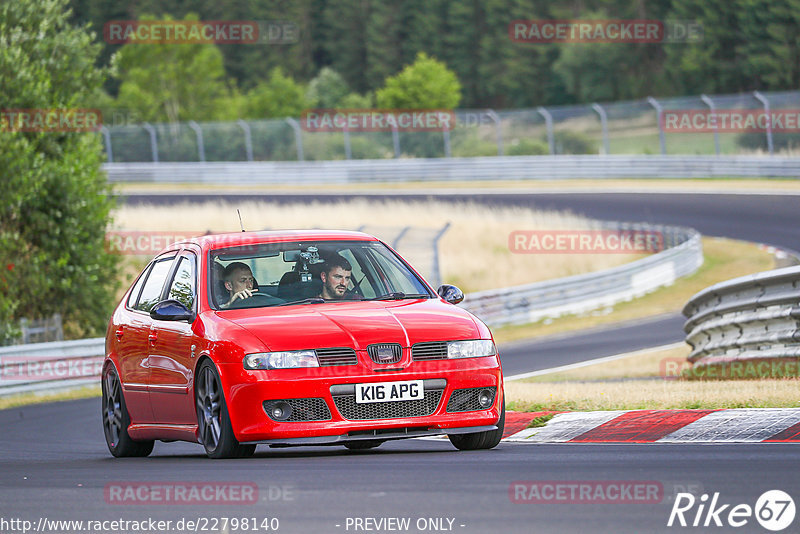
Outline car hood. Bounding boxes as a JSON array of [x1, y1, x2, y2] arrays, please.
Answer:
[[216, 299, 483, 351]]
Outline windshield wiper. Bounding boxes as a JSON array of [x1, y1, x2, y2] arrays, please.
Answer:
[[276, 297, 325, 306], [368, 292, 429, 301]]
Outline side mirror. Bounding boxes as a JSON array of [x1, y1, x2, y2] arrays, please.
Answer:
[[150, 299, 194, 322], [437, 284, 464, 305]]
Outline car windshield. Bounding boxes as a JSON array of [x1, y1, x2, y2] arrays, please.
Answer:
[[209, 240, 432, 309]]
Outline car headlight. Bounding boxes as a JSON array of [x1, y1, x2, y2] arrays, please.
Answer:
[[447, 340, 496, 359], [244, 350, 319, 370]]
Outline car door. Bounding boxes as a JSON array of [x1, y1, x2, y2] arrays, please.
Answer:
[[148, 251, 199, 425], [117, 253, 176, 424]]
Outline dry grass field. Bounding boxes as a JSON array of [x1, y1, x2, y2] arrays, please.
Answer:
[[112, 199, 643, 293], [506, 344, 800, 410]]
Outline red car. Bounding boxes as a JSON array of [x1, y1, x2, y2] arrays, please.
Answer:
[[102, 230, 504, 458]]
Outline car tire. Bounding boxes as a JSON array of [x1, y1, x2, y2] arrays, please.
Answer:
[[448, 401, 505, 451], [196, 360, 256, 459], [102, 365, 154, 458], [343, 440, 384, 450]]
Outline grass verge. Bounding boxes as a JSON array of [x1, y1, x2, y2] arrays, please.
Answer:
[[493, 237, 775, 344], [505, 344, 800, 411], [0, 385, 100, 411]]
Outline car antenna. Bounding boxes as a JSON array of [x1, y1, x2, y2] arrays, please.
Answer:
[[237, 209, 246, 232]]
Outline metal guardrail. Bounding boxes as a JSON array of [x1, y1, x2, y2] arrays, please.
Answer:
[[0, 338, 104, 396], [460, 223, 703, 327], [683, 265, 800, 368], [1, 222, 702, 397], [103, 155, 800, 184]]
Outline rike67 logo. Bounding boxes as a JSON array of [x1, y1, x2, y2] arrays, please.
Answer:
[[668, 490, 795, 531]]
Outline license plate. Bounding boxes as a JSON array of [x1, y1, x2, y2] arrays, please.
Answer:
[[355, 380, 424, 404]]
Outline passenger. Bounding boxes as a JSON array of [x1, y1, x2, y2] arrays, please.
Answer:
[[221, 262, 255, 308], [318, 255, 353, 300]]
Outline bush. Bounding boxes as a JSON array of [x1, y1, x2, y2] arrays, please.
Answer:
[[552, 130, 597, 154], [507, 138, 549, 156], [736, 131, 800, 152], [0, 0, 118, 340]]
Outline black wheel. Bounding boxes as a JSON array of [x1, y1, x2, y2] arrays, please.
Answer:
[[195, 360, 256, 459], [344, 440, 384, 450], [102, 365, 154, 458], [448, 401, 505, 451]]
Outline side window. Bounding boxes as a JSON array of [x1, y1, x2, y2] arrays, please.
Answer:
[[126, 263, 152, 309], [167, 256, 195, 310], [135, 256, 176, 313]]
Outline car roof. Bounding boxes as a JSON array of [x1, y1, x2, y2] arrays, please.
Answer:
[[169, 230, 380, 254]]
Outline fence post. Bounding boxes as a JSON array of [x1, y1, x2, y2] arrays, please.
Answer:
[[391, 123, 401, 158], [237, 120, 254, 161], [100, 126, 113, 163], [142, 122, 159, 162], [591, 103, 610, 155], [431, 222, 451, 289], [342, 124, 352, 160], [700, 94, 720, 155], [285, 118, 304, 161], [486, 109, 503, 156], [188, 120, 206, 162], [537, 107, 555, 155], [646, 97, 667, 155], [753, 91, 774, 155], [391, 227, 411, 249]]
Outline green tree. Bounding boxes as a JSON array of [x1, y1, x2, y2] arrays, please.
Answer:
[[306, 67, 351, 108], [242, 67, 311, 118], [376, 52, 462, 109], [0, 0, 118, 341], [113, 14, 233, 123]]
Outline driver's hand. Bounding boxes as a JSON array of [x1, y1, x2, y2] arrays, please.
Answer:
[[227, 289, 253, 306]]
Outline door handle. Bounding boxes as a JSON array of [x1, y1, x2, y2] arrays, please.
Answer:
[[115, 328, 124, 340], [148, 332, 158, 344]]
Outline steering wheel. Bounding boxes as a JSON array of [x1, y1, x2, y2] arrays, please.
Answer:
[[228, 291, 283, 308]]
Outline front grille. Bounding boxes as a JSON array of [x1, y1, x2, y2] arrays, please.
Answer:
[[332, 390, 444, 420], [412, 341, 448, 361], [316, 347, 357, 366], [263, 398, 332, 422], [446, 387, 497, 413], [367, 343, 402, 364]]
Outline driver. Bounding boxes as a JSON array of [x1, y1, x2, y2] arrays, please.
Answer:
[[221, 262, 255, 308], [319, 255, 353, 300]]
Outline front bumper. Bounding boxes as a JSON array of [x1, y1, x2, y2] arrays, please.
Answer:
[[219, 356, 503, 443]]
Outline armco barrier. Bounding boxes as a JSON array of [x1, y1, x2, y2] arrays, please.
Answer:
[[683, 265, 800, 369], [460, 223, 703, 327], [0, 222, 702, 397], [0, 338, 105, 396], [103, 155, 800, 184]]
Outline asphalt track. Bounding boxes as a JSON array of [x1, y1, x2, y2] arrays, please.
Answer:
[[2, 398, 800, 534], [1, 191, 798, 533]]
